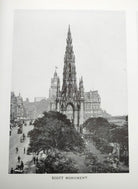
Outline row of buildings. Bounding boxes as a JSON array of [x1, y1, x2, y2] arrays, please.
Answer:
[[10, 88, 109, 125], [10, 92, 26, 123], [10, 93, 50, 122]]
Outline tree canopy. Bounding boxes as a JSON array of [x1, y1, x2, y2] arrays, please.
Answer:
[[83, 117, 128, 158], [83, 117, 111, 140], [28, 111, 85, 153]]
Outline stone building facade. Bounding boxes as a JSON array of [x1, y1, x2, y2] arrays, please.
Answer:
[[23, 98, 50, 120], [10, 92, 17, 123], [10, 92, 26, 123], [34, 97, 47, 102], [84, 90, 103, 120], [49, 26, 107, 129]]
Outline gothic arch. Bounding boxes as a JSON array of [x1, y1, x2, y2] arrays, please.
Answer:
[[66, 103, 74, 123]]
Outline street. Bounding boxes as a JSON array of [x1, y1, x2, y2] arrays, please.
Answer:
[[9, 122, 34, 173], [9, 122, 128, 173]]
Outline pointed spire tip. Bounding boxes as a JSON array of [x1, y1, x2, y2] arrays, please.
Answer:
[[68, 24, 71, 33]]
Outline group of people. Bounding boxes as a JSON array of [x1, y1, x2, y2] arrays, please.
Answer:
[[17, 156, 24, 170], [10, 120, 34, 174], [10, 155, 24, 173], [11, 145, 26, 173]]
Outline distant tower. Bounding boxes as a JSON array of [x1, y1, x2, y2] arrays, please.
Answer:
[[56, 25, 84, 130], [49, 69, 60, 111]]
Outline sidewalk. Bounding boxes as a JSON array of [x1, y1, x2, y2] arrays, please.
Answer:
[[9, 124, 34, 173]]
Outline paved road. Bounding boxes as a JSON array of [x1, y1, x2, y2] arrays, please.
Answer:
[[9, 123, 34, 173]]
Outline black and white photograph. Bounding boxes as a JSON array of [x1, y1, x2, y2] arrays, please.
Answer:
[[9, 10, 129, 174]]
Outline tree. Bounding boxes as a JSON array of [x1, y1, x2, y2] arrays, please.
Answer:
[[28, 111, 85, 154]]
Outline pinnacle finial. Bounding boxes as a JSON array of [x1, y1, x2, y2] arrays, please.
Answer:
[[80, 76, 83, 83], [67, 24, 72, 44], [54, 66, 58, 77], [68, 24, 71, 33]]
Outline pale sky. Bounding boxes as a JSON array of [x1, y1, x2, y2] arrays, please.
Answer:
[[12, 10, 127, 116]]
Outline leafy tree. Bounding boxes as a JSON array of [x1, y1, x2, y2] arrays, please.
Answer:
[[83, 117, 111, 140], [28, 111, 85, 154]]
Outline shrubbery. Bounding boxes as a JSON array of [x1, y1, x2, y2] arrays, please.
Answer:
[[36, 152, 78, 173]]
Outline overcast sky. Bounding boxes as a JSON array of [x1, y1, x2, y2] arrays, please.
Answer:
[[12, 10, 127, 116]]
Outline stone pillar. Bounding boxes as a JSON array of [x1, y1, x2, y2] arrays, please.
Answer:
[[74, 110, 78, 129], [79, 101, 84, 125], [56, 102, 60, 112]]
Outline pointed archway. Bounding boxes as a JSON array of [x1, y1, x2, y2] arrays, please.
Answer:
[[66, 103, 74, 123]]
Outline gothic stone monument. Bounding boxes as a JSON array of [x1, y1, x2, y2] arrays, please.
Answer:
[[49, 26, 104, 131]]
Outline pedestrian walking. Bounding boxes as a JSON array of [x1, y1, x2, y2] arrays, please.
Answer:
[[17, 155, 21, 163], [16, 147, 18, 153], [23, 133, 25, 140], [35, 156, 38, 164], [24, 147, 26, 154], [10, 168, 14, 174], [33, 156, 36, 164], [20, 161, 24, 170], [115, 157, 119, 167]]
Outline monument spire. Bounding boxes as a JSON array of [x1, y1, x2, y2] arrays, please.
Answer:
[[68, 24, 71, 34], [56, 26, 85, 129], [62, 25, 77, 98]]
